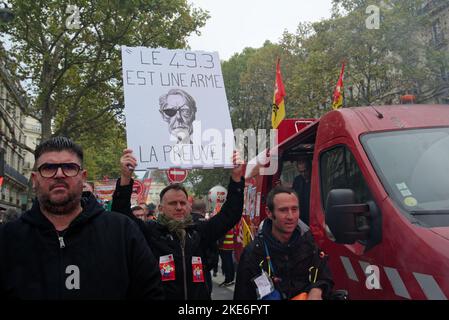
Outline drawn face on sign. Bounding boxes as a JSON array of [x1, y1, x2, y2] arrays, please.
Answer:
[[159, 89, 197, 144]]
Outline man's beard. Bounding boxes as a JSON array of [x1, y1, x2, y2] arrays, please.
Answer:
[[36, 180, 83, 216]]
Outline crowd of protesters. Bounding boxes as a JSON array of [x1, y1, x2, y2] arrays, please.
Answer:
[[0, 136, 333, 300]]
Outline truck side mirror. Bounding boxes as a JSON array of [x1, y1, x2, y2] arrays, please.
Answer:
[[325, 189, 370, 244]]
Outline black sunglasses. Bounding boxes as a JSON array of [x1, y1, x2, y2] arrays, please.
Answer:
[[37, 163, 82, 178]]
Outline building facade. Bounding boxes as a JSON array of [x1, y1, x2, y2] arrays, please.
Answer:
[[418, 0, 449, 104], [22, 116, 42, 179], [0, 59, 30, 212]]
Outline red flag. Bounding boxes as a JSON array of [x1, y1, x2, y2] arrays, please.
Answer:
[[274, 59, 285, 106], [332, 63, 345, 110], [271, 58, 286, 128]]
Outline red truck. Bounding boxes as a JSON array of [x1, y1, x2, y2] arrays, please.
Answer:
[[242, 104, 449, 300]]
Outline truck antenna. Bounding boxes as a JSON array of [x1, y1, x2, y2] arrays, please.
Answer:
[[370, 106, 384, 119]]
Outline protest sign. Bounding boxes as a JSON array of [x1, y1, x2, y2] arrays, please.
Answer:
[[122, 46, 235, 170]]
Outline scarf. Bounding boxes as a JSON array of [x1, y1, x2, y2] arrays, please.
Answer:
[[157, 213, 194, 247]]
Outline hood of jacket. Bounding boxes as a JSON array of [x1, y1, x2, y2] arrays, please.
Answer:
[[21, 193, 105, 231], [260, 218, 302, 253]]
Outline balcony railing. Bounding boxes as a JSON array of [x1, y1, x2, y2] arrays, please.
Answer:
[[24, 124, 42, 134]]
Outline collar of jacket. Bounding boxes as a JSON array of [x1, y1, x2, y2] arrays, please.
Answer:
[[21, 193, 105, 231]]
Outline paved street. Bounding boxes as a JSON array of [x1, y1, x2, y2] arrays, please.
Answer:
[[211, 263, 235, 300]]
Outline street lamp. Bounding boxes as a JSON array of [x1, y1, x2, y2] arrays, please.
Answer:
[[0, 2, 14, 23]]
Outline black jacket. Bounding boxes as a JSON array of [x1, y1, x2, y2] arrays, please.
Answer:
[[234, 219, 333, 300], [112, 177, 244, 300], [191, 212, 219, 272], [0, 193, 164, 300]]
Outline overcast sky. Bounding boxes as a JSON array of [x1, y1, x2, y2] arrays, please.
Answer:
[[187, 0, 334, 61]]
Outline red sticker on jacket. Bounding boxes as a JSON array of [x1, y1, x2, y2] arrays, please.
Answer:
[[192, 256, 204, 283], [160, 254, 176, 281]]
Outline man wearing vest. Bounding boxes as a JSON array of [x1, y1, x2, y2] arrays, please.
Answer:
[[218, 226, 237, 287]]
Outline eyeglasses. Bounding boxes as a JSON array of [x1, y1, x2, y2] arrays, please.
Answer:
[[162, 106, 192, 118], [37, 163, 82, 178]]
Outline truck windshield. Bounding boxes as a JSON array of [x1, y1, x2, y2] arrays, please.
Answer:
[[361, 127, 449, 225]]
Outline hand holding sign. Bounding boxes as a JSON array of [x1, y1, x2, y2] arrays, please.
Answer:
[[231, 150, 244, 183], [120, 149, 137, 186]]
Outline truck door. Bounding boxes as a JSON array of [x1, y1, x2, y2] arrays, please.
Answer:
[[316, 140, 385, 299]]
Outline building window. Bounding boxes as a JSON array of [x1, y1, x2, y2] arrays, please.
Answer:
[[13, 152, 17, 170], [6, 94, 13, 114], [1, 83, 5, 99], [6, 147, 11, 165]]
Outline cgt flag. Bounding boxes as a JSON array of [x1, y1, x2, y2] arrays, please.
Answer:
[[332, 63, 345, 110], [237, 217, 253, 248], [271, 58, 286, 128]]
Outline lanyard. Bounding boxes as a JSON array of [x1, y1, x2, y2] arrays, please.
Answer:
[[262, 241, 275, 277]]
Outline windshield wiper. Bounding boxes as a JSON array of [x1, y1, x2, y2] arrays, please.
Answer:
[[409, 210, 449, 216]]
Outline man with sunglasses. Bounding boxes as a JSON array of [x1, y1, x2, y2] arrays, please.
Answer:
[[0, 136, 164, 299], [159, 88, 197, 144]]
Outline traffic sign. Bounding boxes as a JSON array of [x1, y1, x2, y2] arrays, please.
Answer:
[[166, 168, 188, 183], [132, 180, 144, 195]]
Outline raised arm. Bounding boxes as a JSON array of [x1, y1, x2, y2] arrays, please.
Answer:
[[197, 151, 245, 244], [111, 149, 136, 217], [110, 149, 153, 244]]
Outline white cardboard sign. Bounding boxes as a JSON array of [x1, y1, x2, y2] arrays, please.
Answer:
[[121, 46, 234, 170]]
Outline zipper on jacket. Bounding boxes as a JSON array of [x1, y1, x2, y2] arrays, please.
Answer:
[[56, 231, 65, 299], [58, 235, 66, 249], [181, 243, 188, 300]]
